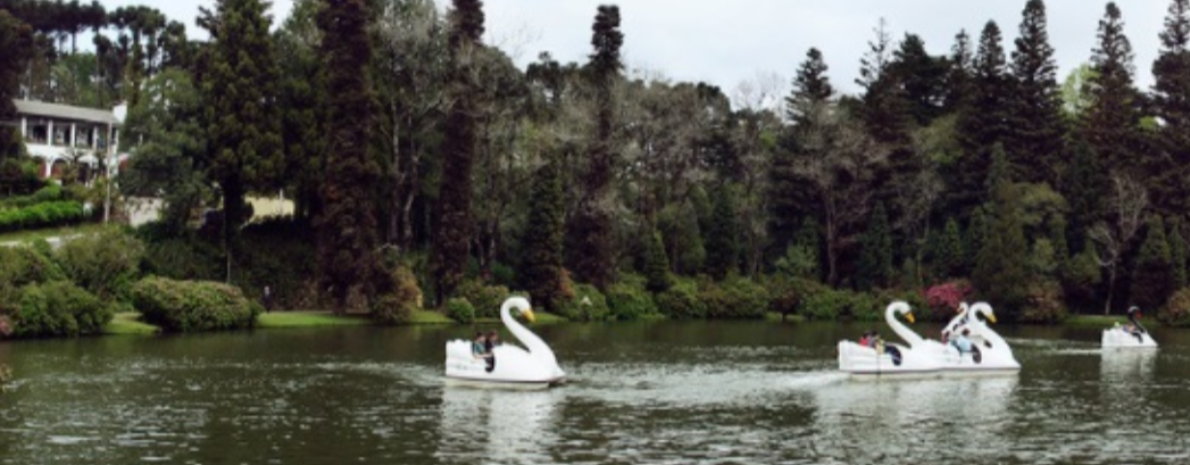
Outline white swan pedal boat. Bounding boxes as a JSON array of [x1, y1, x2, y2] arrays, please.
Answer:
[[934, 302, 1021, 374], [1102, 306, 1157, 349], [445, 297, 566, 390], [838, 301, 942, 378]]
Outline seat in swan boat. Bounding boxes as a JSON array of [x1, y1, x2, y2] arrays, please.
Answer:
[[1102, 306, 1157, 349], [839, 301, 942, 377], [445, 297, 566, 389]]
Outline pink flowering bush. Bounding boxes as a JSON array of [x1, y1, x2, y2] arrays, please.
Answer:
[[925, 280, 971, 316]]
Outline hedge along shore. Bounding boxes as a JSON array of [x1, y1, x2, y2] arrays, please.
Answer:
[[99, 309, 567, 335]]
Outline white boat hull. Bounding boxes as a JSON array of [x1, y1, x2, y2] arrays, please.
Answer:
[[838, 340, 942, 378], [1102, 328, 1158, 349]]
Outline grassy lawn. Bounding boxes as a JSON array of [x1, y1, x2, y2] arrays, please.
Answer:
[[0, 223, 114, 244], [104, 312, 160, 335], [257, 311, 372, 328], [475, 311, 568, 325], [766, 312, 806, 323]]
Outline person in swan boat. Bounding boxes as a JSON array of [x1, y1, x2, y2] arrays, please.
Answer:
[[859, 330, 902, 365], [472, 332, 490, 359], [484, 330, 502, 372]]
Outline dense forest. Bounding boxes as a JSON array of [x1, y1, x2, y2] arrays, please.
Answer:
[[4, 0, 1190, 326]]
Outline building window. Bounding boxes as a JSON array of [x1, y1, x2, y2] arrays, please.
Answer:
[[26, 118, 48, 144]]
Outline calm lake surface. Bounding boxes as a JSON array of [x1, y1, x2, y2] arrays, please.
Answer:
[[0, 320, 1188, 464]]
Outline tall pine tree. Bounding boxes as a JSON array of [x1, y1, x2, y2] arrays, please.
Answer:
[[772, 48, 834, 251], [935, 217, 964, 279], [432, 0, 484, 301], [1131, 216, 1174, 310], [1007, 0, 1066, 185], [0, 10, 33, 164], [1152, 0, 1190, 218], [1169, 217, 1188, 289], [201, 0, 284, 282], [952, 21, 1010, 216], [1082, 2, 1142, 175], [520, 160, 566, 311], [316, 0, 380, 312], [705, 183, 741, 280], [944, 29, 974, 114], [567, 5, 623, 289], [857, 202, 893, 290], [973, 183, 1030, 320]]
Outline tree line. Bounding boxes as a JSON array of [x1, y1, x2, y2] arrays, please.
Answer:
[[4, 0, 1190, 322]]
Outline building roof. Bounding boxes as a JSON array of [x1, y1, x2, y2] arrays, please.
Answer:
[[12, 99, 121, 126]]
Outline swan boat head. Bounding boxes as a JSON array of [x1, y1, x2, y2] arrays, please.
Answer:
[[502, 296, 536, 322]]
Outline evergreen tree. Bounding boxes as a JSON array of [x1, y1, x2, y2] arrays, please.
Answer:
[[936, 217, 964, 279], [856, 19, 910, 145], [705, 183, 741, 280], [1082, 2, 1142, 174], [645, 229, 672, 293], [890, 33, 948, 127], [986, 143, 1011, 200], [0, 10, 34, 163], [1049, 215, 1070, 270], [521, 161, 566, 311], [277, 0, 327, 223], [432, 0, 484, 301], [316, 0, 380, 312], [794, 216, 822, 281], [201, 0, 284, 281], [1169, 217, 1188, 289], [773, 48, 833, 250], [567, 4, 622, 289], [952, 21, 1011, 216], [965, 206, 989, 275], [1063, 141, 1108, 251], [1152, 0, 1190, 218], [944, 29, 974, 114], [857, 202, 893, 290], [1007, 0, 1066, 185], [1131, 216, 1175, 310], [973, 185, 1030, 319], [786, 47, 833, 127]]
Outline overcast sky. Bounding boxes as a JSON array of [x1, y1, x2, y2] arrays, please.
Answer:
[[102, 0, 1172, 101]]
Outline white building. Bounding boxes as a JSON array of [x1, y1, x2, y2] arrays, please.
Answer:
[[12, 99, 128, 181]]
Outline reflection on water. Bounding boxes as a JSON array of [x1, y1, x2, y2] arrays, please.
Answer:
[[437, 388, 559, 464], [3, 322, 1190, 464]]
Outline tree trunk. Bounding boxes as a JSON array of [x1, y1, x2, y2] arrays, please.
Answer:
[[1104, 265, 1117, 315]]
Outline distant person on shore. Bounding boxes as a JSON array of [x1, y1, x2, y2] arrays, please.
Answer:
[[262, 285, 273, 312]]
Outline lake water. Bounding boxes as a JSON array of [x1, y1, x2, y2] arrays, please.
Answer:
[[0, 321, 1187, 464]]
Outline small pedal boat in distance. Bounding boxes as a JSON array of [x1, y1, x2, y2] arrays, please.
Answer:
[[1102, 306, 1157, 349], [445, 297, 566, 389], [838, 301, 942, 378]]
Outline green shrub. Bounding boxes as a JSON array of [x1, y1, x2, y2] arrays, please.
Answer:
[[790, 278, 837, 321], [54, 229, 144, 302], [13, 281, 111, 338], [557, 283, 612, 321], [655, 277, 707, 319], [446, 297, 476, 324], [1020, 280, 1068, 324], [132, 277, 260, 332], [701, 277, 768, 319], [454, 280, 511, 319], [0, 246, 66, 313], [140, 236, 223, 282], [605, 280, 659, 321], [1160, 287, 1190, 327], [373, 265, 422, 325], [0, 201, 86, 232], [0, 184, 63, 209]]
